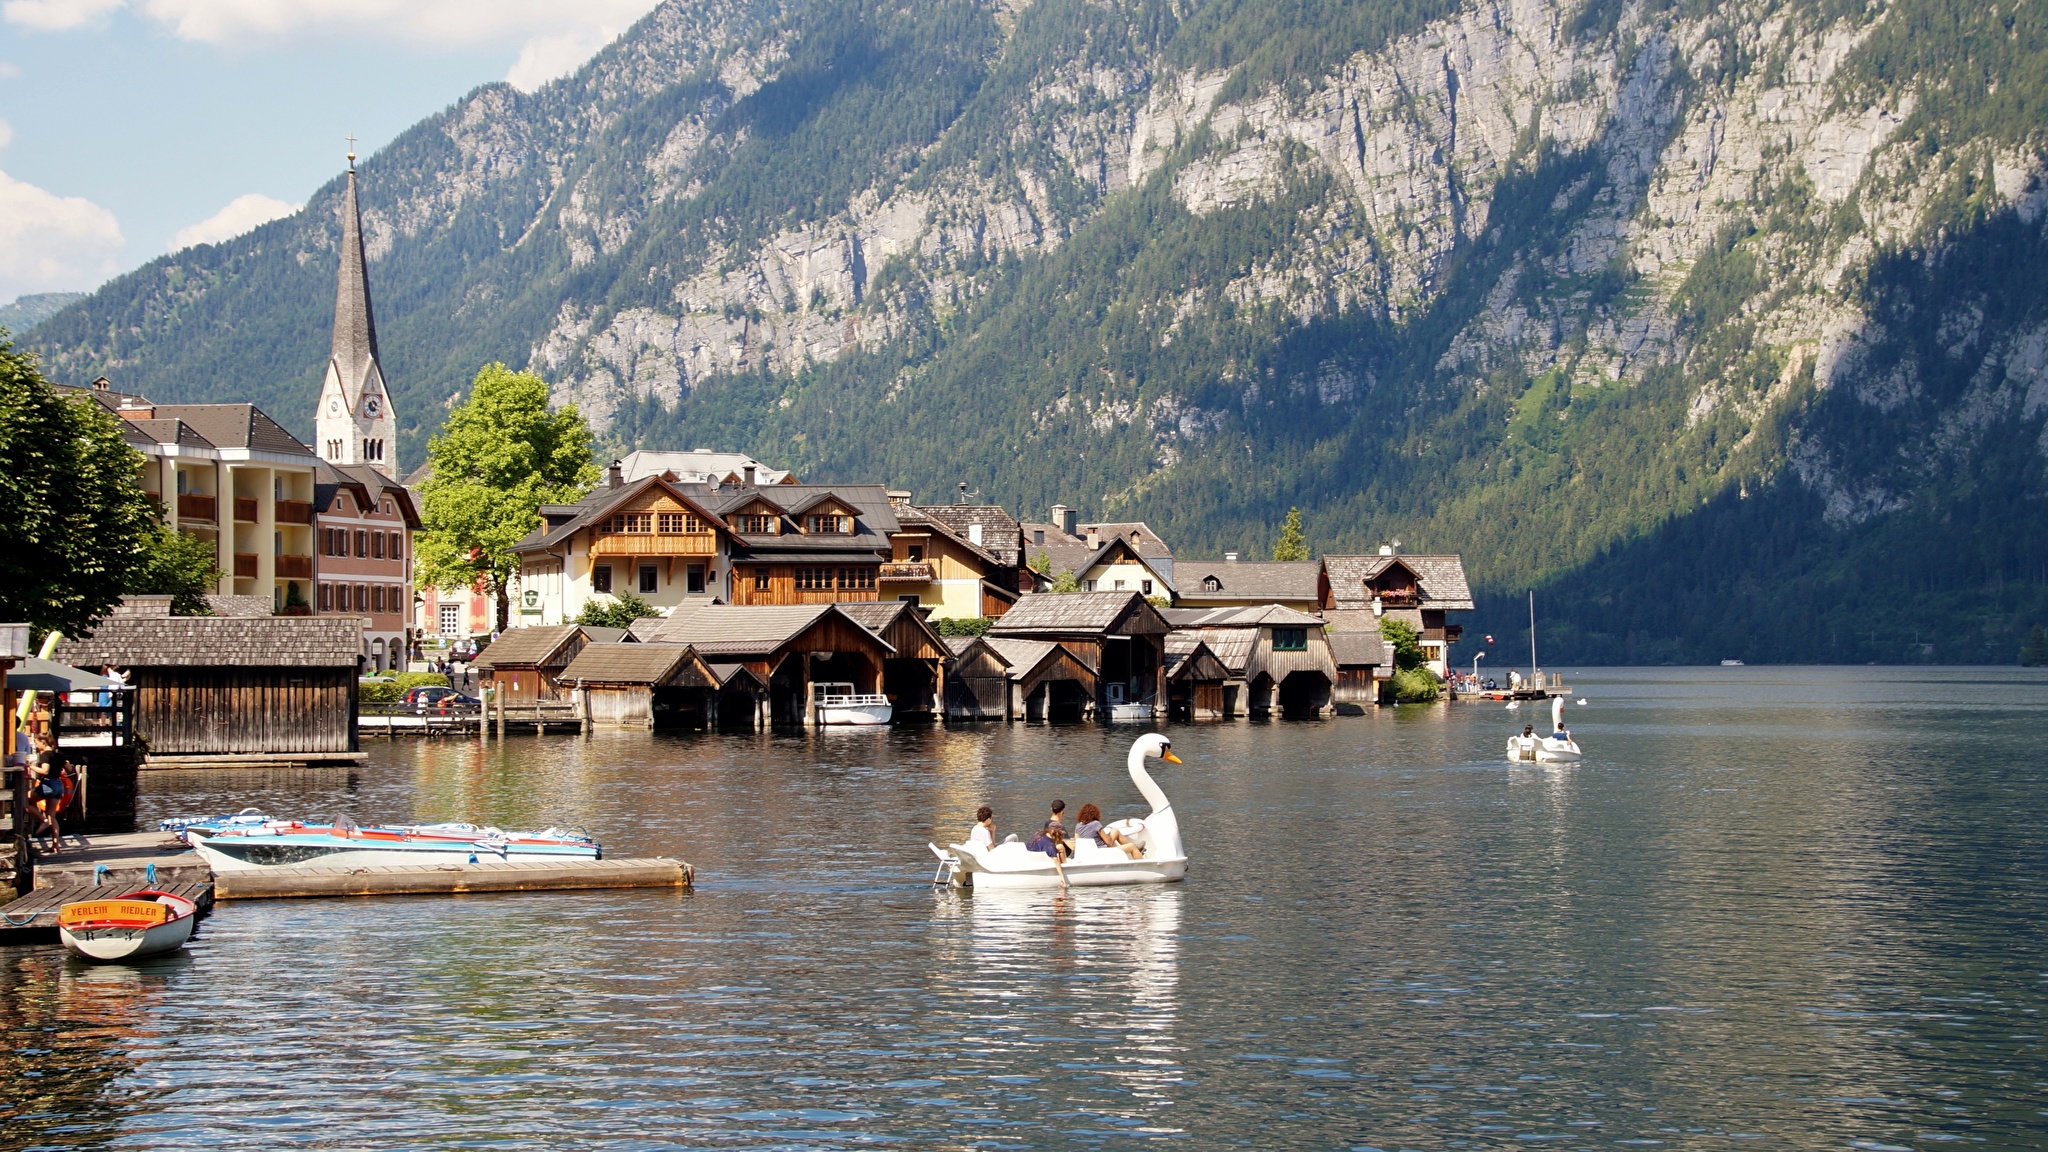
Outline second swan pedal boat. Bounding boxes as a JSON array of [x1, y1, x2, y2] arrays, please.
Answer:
[[931, 733, 1188, 889], [1507, 695, 1584, 763], [177, 817, 601, 871]]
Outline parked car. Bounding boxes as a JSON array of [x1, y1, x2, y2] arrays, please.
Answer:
[[403, 686, 479, 711]]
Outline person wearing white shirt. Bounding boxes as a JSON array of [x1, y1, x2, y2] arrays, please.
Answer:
[[968, 806, 996, 851]]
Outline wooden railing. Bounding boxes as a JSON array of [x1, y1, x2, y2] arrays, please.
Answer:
[[233, 552, 258, 579], [1375, 590, 1420, 607], [589, 533, 717, 556], [177, 493, 217, 522], [276, 499, 314, 525], [276, 554, 313, 579], [878, 562, 935, 582], [233, 497, 259, 522]]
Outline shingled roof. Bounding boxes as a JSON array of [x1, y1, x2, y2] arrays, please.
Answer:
[[1173, 560, 1325, 605], [643, 604, 893, 657], [473, 624, 582, 669], [149, 404, 315, 458], [55, 616, 362, 668], [1324, 554, 1475, 611], [1327, 629, 1394, 669], [989, 591, 1168, 636], [1163, 604, 1325, 629], [914, 504, 1023, 566], [558, 642, 713, 687]]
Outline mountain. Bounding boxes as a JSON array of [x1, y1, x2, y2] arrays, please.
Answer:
[[1, 292, 87, 335], [27, 0, 2048, 663]]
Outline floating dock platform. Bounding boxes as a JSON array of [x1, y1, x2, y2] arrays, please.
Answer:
[[213, 856, 692, 900], [0, 881, 215, 945]]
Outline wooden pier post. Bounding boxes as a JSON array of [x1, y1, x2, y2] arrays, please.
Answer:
[[495, 688, 506, 740]]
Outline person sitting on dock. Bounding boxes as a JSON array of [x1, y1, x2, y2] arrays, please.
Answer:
[[968, 806, 996, 851]]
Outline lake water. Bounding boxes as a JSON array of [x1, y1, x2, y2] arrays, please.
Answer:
[[5, 666, 2046, 1150]]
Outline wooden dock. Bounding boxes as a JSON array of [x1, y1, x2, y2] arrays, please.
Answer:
[[31, 831, 212, 890], [213, 856, 692, 899], [0, 881, 215, 945]]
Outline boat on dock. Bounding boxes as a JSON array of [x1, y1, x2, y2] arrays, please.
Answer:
[[932, 734, 1188, 889], [58, 888, 199, 961], [175, 817, 600, 871], [813, 683, 893, 725]]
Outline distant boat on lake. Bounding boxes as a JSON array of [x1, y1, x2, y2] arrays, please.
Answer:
[[1721, 659, 1745, 666]]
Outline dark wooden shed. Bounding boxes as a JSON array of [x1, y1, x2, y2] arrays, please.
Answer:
[[558, 642, 718, 729], [56, 614, 362, 766], [475, 624, 625, 703]]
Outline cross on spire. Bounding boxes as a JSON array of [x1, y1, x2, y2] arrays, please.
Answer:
[[346, 133, 357, 170]]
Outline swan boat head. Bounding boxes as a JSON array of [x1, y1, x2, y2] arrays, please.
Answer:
[[1127, 733, 1184, 860]]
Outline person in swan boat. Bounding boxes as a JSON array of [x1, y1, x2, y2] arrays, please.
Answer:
[[968, 806, 996, 851], [1026, 800, 1072, 860], [1074, 802, 1143, 860]]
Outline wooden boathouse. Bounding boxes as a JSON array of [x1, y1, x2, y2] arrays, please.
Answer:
[[556, 642, 721, 729], [1163, 636, 1229, 720], [54, 605, 362, 766], [641, 604, 895, 726], [831, 600, 950, 718], [474, 623, 627, 704], [1163, 605, 1338, 718], [986, 591, 1170, 718]]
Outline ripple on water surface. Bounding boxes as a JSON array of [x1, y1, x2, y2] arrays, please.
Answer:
[[4, 666, 2045, 1149]]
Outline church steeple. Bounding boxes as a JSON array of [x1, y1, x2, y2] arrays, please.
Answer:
[[315, 141, 398, 480]]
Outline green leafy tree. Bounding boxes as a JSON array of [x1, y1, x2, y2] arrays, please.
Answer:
[[575, 590, 661, 629], [128, 524, 221, 615], [1049, 568, 1082, 593], [933, 616, 993, 637], [2022, 624, 2048, 667], [1379, 616, 1440, 701], [0, 340, 159, 638], [1272, 507, 1310, 561], [416, 364, 599, 632]]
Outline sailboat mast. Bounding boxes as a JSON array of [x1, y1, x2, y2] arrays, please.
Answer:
[[1528, 589, 1538, 683]]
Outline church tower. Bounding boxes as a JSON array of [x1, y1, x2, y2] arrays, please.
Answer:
[[314, 144, 399, 480]]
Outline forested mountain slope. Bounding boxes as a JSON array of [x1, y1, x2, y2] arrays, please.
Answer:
[[28, 0, 2048, 662]]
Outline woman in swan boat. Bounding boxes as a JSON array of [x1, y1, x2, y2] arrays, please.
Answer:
[[932, 733, 1186, 889]]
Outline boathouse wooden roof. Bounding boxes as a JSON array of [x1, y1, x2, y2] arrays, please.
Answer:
[[55, 615, 362, 668], [831, 601, 948, 662], [473, 624, 584, 671], [988, 591, 1169, 637], [1163, 637, 1228, 683], [643, 604, 896, 658], [1327, 629, 1393, 669], [1162, 604, 1325, 629], [559, 642, 717, 688], [983, 638, 1096, 693]]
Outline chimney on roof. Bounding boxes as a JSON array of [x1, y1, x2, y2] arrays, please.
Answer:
[[1377, 540, 1394, 556], [1052, 504, 1077, 536], [886, 489, 912, 506], [956, 481, 970, 505], [114, 595, 173, 617], [1225, 551, 1240, 562], [608, 460, 623, 489], [743, 465, 756, 486], [968, 523, 984, 546], [1085, 527, 1100, 549]]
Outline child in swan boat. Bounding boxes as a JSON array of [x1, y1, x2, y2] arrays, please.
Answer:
[[968, 807, 996, 850], [1025, 801, 1072, 859]]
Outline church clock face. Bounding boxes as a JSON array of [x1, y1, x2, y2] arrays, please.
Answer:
[[328, 397, 341, 415], [363, 396, 382, 417]]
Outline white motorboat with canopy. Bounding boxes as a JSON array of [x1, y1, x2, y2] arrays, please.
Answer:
[[931, 733, 1187, 889], [1507, 695, 1583, 762]]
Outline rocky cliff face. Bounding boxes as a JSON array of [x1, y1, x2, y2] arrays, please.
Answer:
[[29, 0, 2048, 660]]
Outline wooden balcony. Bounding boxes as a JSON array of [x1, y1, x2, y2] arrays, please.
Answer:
[[234, 497, 259, 522], [276, 554, 313, 580], [878, 561, 935, 582], [588, 533, 717, 557], [1374, 590, 1420, 607], [276, 499, 314, 525], [177, 493, 217, 522], [233, 552, 258, 579]]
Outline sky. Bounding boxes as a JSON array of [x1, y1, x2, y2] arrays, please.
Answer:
[[0, 0, 665, 306]]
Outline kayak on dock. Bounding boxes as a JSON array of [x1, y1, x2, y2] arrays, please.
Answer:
[[170, 816, 601, 871]]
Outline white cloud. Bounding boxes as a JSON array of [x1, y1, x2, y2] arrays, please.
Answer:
[[169, 191, 298, 251], [505, 23, 621, 92], [0, 168, 123, 299], [0, 61, 22, 77], [2, 0, 122, 31]]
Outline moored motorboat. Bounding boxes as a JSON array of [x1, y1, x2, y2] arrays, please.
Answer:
[[59, 889, 198, 962], [1507, 696, 1583, 763], [932, 733, 1188, 889], [179, 817, 600, 871], [813, 683, 893, 725]]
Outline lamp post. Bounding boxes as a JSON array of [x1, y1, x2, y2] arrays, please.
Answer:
[[1472, 651, 1485, 684]]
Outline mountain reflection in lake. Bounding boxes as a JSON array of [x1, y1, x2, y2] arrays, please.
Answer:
[[5, 666, 2044, 1149]]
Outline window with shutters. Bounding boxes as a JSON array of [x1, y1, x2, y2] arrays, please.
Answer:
[[373, 585, 386, 613], [372, 532, 385, 559], [355, 584, 368, 613], [354, 529, 368, 558], [336, 584, 349, 612], [388, 531, 404, 560], [319, 583, 333, 612]]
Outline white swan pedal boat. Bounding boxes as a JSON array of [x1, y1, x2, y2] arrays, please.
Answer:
[[1508, 696, 1583, 763], [59, 888, 199, 962], [931, 733, 1188, 889], [175, 816, 600, 871]]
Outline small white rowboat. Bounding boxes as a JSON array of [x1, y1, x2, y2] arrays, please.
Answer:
[[815, 683, 893, 725], [59, 889, 198, 962]]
